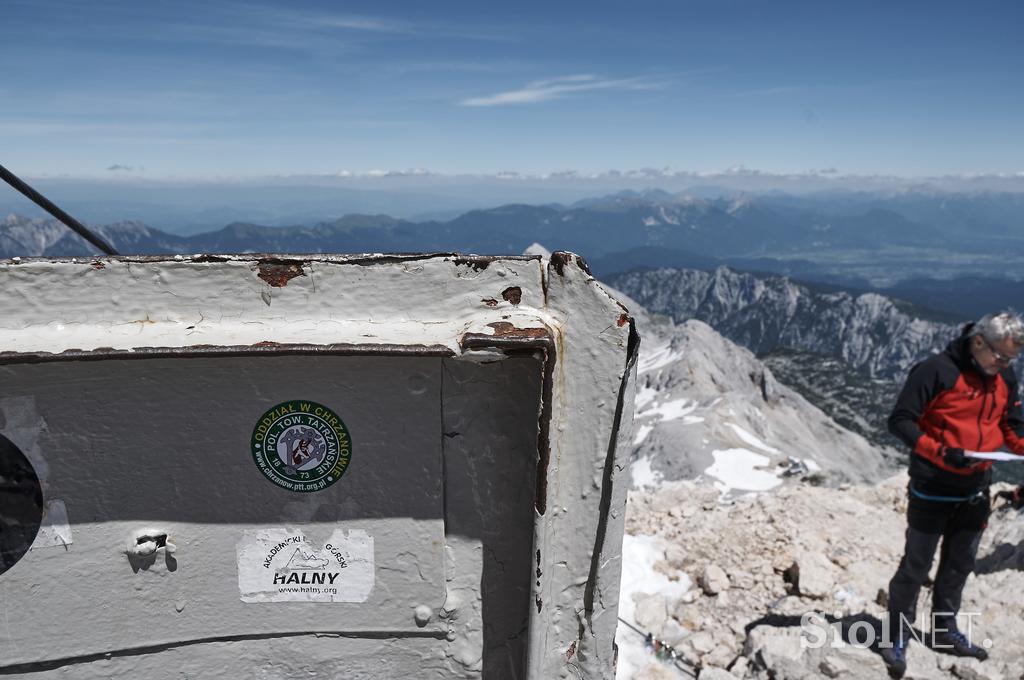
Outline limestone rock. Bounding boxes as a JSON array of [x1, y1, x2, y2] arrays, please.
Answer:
[[793, 551, 837, 599], [634, 593, 668, 636], [952, 660, 1005, 680], [622, 475, 1024, 680], [701, 564, 730, 595], [689, 631, 716, 654]]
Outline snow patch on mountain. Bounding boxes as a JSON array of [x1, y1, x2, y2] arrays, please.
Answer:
[[626, 316, 893, 492], [615, 534, 693, 680], [705, 449, 781, 493]]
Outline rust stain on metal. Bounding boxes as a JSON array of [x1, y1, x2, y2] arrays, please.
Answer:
[[481, 298, 499, 307], [90, 261, 105, 270], [256, 260, 305, 287], [0, 342, 457, 366], [501, 286, 522, 305], [550, 251, 571, 276], [452, 256, 492, 271], [574, 255, 592, 275], [565, 641, 576, 661], [487, 322, 547, 340], [617, 313, 629, 327]]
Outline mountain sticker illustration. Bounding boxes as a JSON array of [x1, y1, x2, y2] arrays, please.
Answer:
[[283, 547, 329, 571]]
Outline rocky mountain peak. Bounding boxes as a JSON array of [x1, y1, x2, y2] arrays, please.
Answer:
[[610, 266, 959, 378]]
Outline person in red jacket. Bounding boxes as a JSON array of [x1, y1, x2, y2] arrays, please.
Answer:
[[881, 312, 1024, 678]]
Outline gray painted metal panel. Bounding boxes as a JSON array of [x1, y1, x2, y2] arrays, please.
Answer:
[[1, 357, 447, 662], [0, 253, 637, 678]]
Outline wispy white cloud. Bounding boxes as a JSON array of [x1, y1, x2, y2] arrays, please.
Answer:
[[730, 85, 804, 97], [460, 74, 665, 107], [217, 3, 515, 45], [304, 14, 413, 34]]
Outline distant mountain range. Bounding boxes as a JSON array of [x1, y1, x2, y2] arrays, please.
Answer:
[[5, 187, 1024, 260], [4, 187, 1024, 319]]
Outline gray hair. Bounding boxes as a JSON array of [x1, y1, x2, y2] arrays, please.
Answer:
[[969, 311, 1024, 346]]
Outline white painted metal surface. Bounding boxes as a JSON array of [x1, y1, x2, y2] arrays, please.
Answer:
[[0, 252, 638, 679]]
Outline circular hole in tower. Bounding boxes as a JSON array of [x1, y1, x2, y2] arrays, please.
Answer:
[[0, 433, 43, 575]]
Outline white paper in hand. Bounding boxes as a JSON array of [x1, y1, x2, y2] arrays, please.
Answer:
[[965, 451, 1024, 462]]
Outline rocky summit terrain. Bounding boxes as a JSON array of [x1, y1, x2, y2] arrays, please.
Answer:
[[617, 476, 1024, 680], [614, 288, 1024, 680]]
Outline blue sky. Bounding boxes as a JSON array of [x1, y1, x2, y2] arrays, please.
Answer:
[[2, 0, 1022, 179]]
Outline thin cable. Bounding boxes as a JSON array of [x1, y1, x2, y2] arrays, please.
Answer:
[[0, 163, 119, 256]]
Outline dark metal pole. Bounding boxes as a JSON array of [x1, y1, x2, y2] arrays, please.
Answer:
[[0, 163, 119, 256]]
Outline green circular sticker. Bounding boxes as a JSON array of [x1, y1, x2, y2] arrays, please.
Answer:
[[251, 400, 352, 493]]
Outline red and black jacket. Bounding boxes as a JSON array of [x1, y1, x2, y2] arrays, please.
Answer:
[[888, 324, 1024, 493]]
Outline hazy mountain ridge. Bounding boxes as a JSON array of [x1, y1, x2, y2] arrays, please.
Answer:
[[5, 188, 1024, 263], [5, 187, 1024, 319]]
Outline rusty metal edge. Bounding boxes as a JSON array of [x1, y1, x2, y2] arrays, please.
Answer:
[[461, 329, 555, 516], [0, 252, 544, 266], [0, 343, 456, 365]]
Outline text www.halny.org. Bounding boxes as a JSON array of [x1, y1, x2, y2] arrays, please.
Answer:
[[278, 586, 338, 594]]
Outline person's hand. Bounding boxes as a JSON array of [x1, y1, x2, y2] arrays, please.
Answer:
[[942, 447, 972, 469]]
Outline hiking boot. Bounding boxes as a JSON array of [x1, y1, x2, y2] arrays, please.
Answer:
[[931, 629, 988, 660], [880, 639, 907, 679]]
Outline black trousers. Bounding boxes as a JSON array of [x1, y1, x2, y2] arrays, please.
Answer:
[[887, 488, 990, 637]]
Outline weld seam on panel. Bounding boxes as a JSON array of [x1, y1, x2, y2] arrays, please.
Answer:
[[0, 630, 449, 674]]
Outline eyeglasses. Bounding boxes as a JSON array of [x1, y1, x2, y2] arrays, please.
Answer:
[[980, 336, 1018, 365]]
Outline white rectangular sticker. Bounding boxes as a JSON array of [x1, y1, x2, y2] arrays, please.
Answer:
[[237, 528, 374, 603]]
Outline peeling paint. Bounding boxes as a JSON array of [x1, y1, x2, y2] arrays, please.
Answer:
[[501, 286, 523, 305], [574, 255, 592, 276], [550, 251, 571, 276], [452, 256, 493, 271], [485, 322, 548, 341], [256, 260, 306, 287]]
